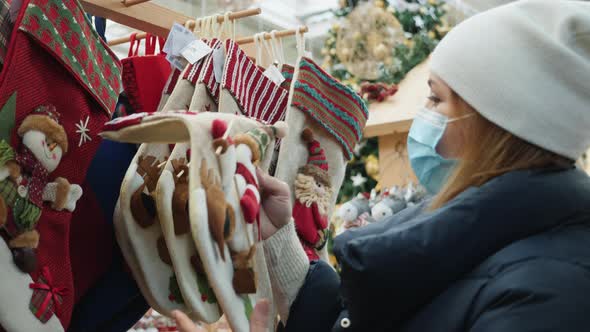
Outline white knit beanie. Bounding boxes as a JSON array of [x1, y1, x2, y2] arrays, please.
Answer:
[[431, 0, 590, 160]]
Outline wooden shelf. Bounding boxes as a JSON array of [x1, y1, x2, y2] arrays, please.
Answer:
[[364, 58, 430, 138], [80, 0, 193, 38]]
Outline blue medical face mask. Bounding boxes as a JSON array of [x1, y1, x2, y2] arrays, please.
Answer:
[[407, 107, 474, 194]]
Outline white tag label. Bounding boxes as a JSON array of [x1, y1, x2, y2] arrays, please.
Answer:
[[212, 47, 225, 83], [163, 23, 196, 57], [180, 40, 212, 64], [166, 53, 188, 71], [263, 65, 286, 85]]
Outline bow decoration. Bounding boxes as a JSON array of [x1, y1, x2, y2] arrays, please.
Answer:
[[29, 266, 68, 323]]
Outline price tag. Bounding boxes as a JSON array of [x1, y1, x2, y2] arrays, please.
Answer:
[[163, 23, 196, 57], [180, 39, 212, 64], [166, 53, 188, 71], [212, 47, 225, 83], [263, 65, 286, 85]]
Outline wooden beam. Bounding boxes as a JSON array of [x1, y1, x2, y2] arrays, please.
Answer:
[[378, 132, 417, 189], [364, 58, 431, 138], [236, 26, 308, 45], [80, 0, 193, 38]]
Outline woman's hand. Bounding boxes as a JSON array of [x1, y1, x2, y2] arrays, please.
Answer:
[[172, 299, 270, 332], [256, 168, 292, 240]]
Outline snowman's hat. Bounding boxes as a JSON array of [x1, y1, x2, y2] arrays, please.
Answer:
[[17, 105, 68, 153]]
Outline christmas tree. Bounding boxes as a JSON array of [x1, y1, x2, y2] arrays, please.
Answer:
[[322, 0, 449, 202]]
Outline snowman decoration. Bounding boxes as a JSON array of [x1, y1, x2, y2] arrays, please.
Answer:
[[0, 105, 82, 272]]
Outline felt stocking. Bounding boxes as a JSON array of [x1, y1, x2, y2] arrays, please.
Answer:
[[102, 112, 282, 332], [112, 36, 219, 317], [0, 1, 122, 330], [156, 68, 183, 112], [150, 49, 223, 322], [275, 57, 369, 261]]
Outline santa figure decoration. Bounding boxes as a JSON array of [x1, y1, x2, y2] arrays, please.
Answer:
[[293, 128, 333, 261], [211, 119, 287, 293], [0, 105, 82, 273]]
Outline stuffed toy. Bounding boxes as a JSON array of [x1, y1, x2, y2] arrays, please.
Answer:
[[371, 188, 407, 222], [291, 128, 333, 261], [0, 105, 82, 273], [405, 182, 429, 207], [337, 193, 373, 231]]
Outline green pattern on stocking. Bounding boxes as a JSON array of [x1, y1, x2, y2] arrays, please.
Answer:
[[168, 275, 185, 304], [0, 92, 16, 142], [19, 0, 122, 114], [0, 140, 14, 165], [242, 295, 253, 320], [196, 272, 217, 304]]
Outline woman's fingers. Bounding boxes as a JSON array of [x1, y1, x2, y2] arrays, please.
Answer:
[[256, 168, 290, 199], [173, 299, 271, 331], [250, 299, 271, 332], [172, 310, 204, 332]]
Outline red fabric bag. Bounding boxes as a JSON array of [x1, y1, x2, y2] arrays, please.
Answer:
[[122, 33, 171, 114], [0, 0, 121, 330]]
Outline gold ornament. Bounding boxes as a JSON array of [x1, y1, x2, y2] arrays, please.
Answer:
[[374, 181, 382, 193], [330, 48, 337, 55], [403, 39, 415, 48], [321, 48, 329, 56], [341, 48, 351, 58], [365, 155, 380, 180], [428, 31, 436, 39], [373, 43, 389, 60], [419, 7, 427, 14], [332, 22, 341, 31], [428, 0, 438, 4], [335, 2, 404, 80]]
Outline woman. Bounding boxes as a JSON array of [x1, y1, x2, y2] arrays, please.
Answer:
[[176, 0, 590, 331]]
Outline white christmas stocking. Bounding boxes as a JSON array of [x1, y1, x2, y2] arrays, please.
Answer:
[[275, 56, 369, 261]]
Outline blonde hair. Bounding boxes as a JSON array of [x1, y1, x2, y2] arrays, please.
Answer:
[[429, 103, 573, 211]]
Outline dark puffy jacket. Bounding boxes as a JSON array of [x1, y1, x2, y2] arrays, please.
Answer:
[[283, 167, 590, 332]]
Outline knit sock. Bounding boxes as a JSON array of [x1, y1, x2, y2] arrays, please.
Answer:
[[275, 57, 369, 261]]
